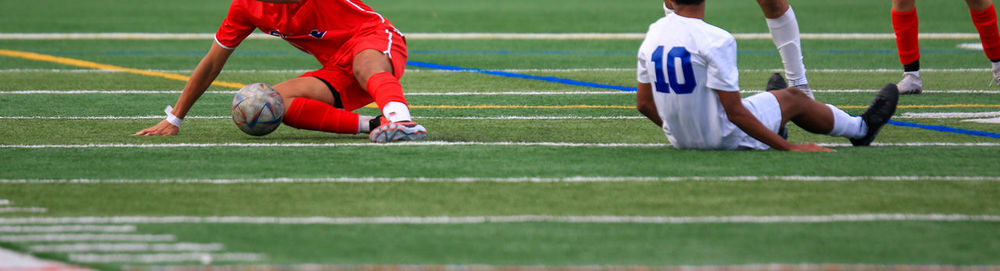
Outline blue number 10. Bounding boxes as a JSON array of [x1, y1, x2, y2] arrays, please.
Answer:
[[651, 46, 696, 94]]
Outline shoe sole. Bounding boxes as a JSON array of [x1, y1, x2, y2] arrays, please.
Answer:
[[370, 123, 428, 143]]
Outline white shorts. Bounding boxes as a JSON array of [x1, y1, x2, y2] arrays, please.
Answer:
[[724, 91, 783, 150]]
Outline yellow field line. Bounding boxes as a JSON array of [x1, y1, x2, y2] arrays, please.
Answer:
[[0, 49, 245, 89], [2, 49, 998, 111]]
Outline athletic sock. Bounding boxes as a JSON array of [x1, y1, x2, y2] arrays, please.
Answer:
[[903, 60, 920, 72], [283, 97, 361, 134], [366, 72, 413, 123], [825, 104, 867, 139], [970, 3, 1000, 61], [892, 9, 921, 67], [765, 7, 808, 87], [358, 115, 375, 133]]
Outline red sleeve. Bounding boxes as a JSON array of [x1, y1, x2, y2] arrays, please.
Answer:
[[215, 0, 256, 50]]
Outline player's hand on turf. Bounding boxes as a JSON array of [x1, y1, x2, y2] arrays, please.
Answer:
[[134, 120, 179, 136], [787, 143, 835, 152]]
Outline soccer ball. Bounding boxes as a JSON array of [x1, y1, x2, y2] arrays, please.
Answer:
[[232, 83, 284, 136]]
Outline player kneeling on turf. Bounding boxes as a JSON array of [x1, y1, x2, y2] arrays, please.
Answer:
[[636, 0, 899, 152], [134, 0, 426, 143]]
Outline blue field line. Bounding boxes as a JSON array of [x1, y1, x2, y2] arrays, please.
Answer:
[[888, 120, 1000, 139], [410, 60, 1000, 140], [406, 61, 638, 91]]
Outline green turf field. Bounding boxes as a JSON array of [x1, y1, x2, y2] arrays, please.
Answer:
[[1, 0, 999, 270]]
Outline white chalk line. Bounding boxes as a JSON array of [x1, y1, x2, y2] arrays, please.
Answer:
[[965, 117, 1000, 123], [0, 225, 136, 233], [1, 176, 998, 184], [4, 112, 1000, 120], [0, 199, 9, 205], [0, 207, 48, 213], [0, 32, 983, 40], [0, 234, 175, 242], [29, 243, 224, 253], [120, 264, 1000, 271], [0, 68, 994, 73], [900, 112, 1000, 119], [1, 214, 998, 225], [1, 142, 998, 149], [4, 89, 1000, 95], [68, 252, 264, 263]]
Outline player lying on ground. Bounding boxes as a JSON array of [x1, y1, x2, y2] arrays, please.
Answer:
[[636, 0, 900, 152], [891, 0, 1000, 94], [664, 0, 814, 98], [134, 0, 427, 143]]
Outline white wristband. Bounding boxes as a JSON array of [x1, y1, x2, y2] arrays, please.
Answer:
[[164, 105, 182, 127]]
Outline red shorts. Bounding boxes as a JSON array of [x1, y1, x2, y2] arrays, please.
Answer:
[[299, 22, 407, 111]]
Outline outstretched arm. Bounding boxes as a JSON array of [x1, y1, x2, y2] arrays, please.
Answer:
[[636, 83, 662, 127], [716, 90, 832, 152], [135, 42, 235, 136]]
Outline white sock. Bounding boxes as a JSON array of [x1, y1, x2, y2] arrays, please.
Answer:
[[766, 7, 808, 87], [382, 101, 412, 123], [826, 104, 867, 139], [358, 115, 374, 133]]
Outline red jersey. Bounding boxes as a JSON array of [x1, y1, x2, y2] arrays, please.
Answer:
[[215, 0, 396, 66]]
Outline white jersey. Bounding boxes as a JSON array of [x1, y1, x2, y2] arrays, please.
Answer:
[[637, 13, 743, 150]]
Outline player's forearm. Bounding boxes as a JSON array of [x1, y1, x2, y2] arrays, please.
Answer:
[[171, 45, 232, 118], [636, 83, 663, 126]]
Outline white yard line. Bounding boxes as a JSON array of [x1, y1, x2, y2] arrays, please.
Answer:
[[0, 207, 48, 213], [966, 117, 1000, 123], [0, 32, 983, 40], [0, 234, 175, 242], [29, 243, 224, 253], [0, 214, 997, 225], [68, 252, 264, 263], [0, 247, 87, 270], [116, 264, 1000, 271], [0, 225, 136, 233], [900, 112, 1000, 119], [0, 68, 995, 73], [0, 142, 998, 149], [3, 112, 1000, 120], [0, 176, 998, 184], [4, 89, 1000, 95]]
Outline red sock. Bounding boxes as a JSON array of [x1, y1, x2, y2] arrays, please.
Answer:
[[283, 97, 360, 134], [365, 72, 408, 111], [971, 3, 1000, 61], [892, 9, 921, 66]]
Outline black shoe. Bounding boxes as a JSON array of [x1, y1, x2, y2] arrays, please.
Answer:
[[850, 83, 900, 146], [369, 115, 384, 132], [766, 73, 788, 91], [767, 73, 789, 139]]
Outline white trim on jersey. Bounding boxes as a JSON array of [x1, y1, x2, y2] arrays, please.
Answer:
[[384, 29, 394, 58], [214, 36, 236, 50], [341, 0, 386, 23]]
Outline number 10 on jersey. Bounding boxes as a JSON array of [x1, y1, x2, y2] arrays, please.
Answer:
[[652, 46, 696, 94]]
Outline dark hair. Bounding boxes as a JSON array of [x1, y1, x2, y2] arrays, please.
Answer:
[[674, 0, 704, 5]]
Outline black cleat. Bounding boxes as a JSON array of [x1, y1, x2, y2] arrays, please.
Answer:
[[766, 73, 788, 91], [369, 115, 384, 132], [850, 83, 900, 146], [767, 73, 789, 139]]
